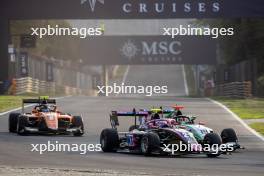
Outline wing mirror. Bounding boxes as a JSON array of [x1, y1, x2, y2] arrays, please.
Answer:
[[198, 121, 205, 125], [190, 116, 196, 121]]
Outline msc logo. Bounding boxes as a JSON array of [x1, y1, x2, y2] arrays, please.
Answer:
[[121, 40, 182, 58], [81, 0, 104, 12], [121, 40, 183, 63], [120, 40, 139, 60]]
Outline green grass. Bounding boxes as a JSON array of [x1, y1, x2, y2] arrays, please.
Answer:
[[0, 93, 64, 113], [0, 96, 33, 112], [249, 122, 264, 135], [213, 97, 264, 119]]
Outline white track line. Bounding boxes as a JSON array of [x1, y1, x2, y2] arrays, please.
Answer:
[[181, 65, 189, 96], [121, 65, 130, 84], [0, 104, 34, 116], [208, 98, 264, 142], [0, 96, 70, 117], [114, 65, 130, 97]]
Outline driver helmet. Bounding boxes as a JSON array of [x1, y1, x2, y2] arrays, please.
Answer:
[[40, 105, 49, 112], [151, 113, 160, 120], [176, 110, 182, 116]]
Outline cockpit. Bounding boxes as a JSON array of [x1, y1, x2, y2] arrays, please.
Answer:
[[33, 104, 56, 113]]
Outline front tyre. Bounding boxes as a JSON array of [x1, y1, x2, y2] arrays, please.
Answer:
[[141, 132, 160, 156], [17, 115, 28, 135], [221, 128, 238, 143], [203, 133, 222, 158], [9, 113, 20, 133], [100, 128, 119, 152]]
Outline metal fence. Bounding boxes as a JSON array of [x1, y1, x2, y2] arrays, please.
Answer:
[[213, 81, 252, 98], [215, 59, 257, 96], [6, 52, 102, 95], [13, 77, 96, 96]]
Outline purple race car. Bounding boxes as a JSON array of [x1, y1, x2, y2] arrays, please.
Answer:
[[100, 109, 226, 157]]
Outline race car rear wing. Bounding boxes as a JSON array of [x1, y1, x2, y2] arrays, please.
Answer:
[[22, 96, 56, 113], [110, 109, 148, 129], [23, 99, 56, 104], [146, 107, 174, 118], [148, 109, 173, 114]]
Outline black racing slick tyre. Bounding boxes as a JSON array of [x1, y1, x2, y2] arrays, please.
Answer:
[[72, 116, 84, 136], [128, 125, 139, 131], [140, 132, 160, 156], [203, 133, 222, 158], [17, 115, 28, 135], [100, 128, 119, 152], [9, 113, 20, 133], [221, 128, 238, 143]]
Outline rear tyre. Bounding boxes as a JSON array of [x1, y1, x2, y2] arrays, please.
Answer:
[[203, 133, 221, 158], [128, 125, 139, 131], [141, 132, 160, 156], [221, 128, 238, 143], [17, 115, 28, 135], [100, 128, 119, 152], [72, 116, 84, 136], [9, 113, 20, 133]]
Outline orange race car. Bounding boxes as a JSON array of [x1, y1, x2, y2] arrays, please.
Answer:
[[8, 96, 84, 136]]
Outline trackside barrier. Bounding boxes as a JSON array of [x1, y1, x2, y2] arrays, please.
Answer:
[[13, 77, 96, 96], [214, 81, 252, 98]]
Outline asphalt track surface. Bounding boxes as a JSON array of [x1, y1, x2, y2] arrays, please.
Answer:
[[0, 65, 264, 176]]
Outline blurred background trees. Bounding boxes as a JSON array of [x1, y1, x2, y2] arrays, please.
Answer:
[[10, 20, 81, 61], [198, 18, 264, 96]]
